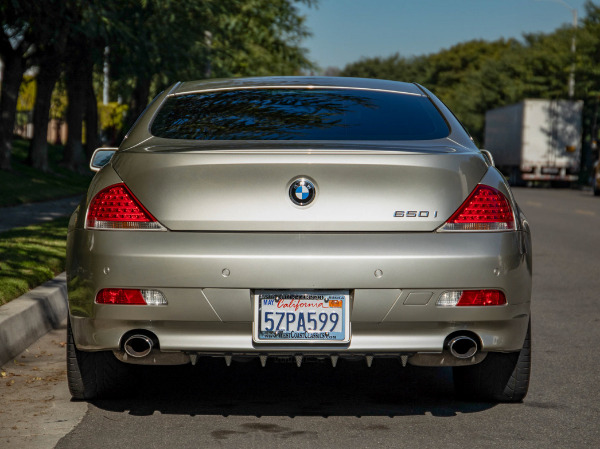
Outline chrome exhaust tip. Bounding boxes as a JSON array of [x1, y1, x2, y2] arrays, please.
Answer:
[[124, 334, 154, 358], [447, 335, 478, 359]]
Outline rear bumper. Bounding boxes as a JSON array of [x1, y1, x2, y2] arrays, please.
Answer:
[[71, 308, 530, 352], [67, 229, 532, 357]]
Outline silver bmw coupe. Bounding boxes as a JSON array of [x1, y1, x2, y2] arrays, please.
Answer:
[[66, 76, 532, 402]]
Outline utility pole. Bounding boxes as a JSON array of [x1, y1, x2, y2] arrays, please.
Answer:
[[535, 0, 578, 98], [568, 7, 577, 99]]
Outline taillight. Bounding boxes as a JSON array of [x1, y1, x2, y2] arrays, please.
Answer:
[[439, 185, 515, 232], [95, 288, 167, 305], [86, 183, 165, 230], [437, 290, 507, 307]]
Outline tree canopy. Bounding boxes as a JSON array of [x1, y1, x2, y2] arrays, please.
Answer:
[[3, 0, 600, 178], [0, 0, 315, 171]]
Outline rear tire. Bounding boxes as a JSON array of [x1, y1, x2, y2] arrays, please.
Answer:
[[67, 319, 136, 400], [453, 321, 531, 402]]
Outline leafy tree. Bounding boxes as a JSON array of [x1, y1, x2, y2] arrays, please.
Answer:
[[2, 0, 316, 172], [573, 1, 600, 173], [340, 39, 522, 143], [108, 0, 315, 132], [106, 0, 215, 129], [343, 53, 424, 82], [27, 1, 70, 171], [209, 0, 315, 78], [338, 26, 594, 145], [0, 1, 41, 170], [65, 0, 123, 170]]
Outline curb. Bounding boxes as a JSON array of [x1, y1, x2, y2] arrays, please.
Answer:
[[0, 272, 68, 367]]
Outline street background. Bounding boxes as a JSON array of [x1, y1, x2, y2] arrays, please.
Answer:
[[2, 1, 600, 448]]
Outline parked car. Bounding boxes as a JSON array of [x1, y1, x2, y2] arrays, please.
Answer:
[[66, 76, 532, 402]]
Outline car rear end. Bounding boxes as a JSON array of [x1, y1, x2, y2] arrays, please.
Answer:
[[66, 77, 532, 401]]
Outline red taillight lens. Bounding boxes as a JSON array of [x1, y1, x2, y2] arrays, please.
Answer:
[[95, 289, 168, 305], [437, 289, 507, 307], [440, 185, 515, 232], [86, 183, 164, 230], [96, 288, 146, 305], [456, 290, 507, 306]]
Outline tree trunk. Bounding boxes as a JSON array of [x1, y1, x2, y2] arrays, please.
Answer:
[[28, 59, 61, 171], [127, 77, 151, 130], [63, 58, 87, 171], [84, 67, 99, 160], [0, 51, 25, 171]]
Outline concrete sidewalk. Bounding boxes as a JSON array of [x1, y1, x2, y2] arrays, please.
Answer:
[[0, 195, 82, 233]]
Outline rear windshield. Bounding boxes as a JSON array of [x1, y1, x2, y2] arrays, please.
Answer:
[[150, 88, 450, 141]]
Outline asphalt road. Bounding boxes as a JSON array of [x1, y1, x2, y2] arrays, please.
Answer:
[[1, 187, 599, 448]]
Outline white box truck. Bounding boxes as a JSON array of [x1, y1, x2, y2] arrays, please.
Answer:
[[484, 99, 583, 185]]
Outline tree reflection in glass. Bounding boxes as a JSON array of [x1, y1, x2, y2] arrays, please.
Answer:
[[151, 89, 449, 141]]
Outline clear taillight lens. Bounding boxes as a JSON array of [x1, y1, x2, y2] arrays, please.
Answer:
[[86, 183, 165, 230], [437, 290, 507, 307], [95, 288, 167, 305], [439, 185, 515, 232]]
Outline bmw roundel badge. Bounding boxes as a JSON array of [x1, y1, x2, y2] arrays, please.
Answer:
[[289, 178, 316, 206]]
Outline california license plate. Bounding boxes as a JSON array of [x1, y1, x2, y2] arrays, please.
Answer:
[[253, 290, 350, 343]]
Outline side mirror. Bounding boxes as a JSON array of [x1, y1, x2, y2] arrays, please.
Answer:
[[90, 148, 118, 172]]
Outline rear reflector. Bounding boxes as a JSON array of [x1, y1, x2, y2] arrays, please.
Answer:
[[96, 288, 167, 305], [439, 185, 515, 232], [86, 183, 165, 230], [437, 290, 507, 307]]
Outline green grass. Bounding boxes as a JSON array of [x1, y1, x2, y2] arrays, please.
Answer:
[[0, 139, 93, 207], [0, 217, 69, 306]]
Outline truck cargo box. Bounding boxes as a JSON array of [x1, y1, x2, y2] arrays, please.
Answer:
[[484, 99, 582, 184]]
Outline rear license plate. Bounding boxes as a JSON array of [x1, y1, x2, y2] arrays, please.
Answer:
[[253, 290, 350, 343]]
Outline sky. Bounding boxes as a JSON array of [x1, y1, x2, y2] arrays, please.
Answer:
[[298, 0, 590, 70]]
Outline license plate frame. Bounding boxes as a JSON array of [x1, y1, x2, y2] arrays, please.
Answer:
[[253, 290, 350, 344]]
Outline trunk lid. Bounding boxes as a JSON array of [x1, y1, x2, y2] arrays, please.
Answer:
[[111, 141, 488, 232]]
